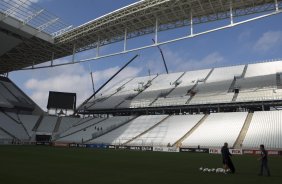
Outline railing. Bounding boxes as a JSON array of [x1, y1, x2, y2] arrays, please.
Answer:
[[0, 0, 71, 36]]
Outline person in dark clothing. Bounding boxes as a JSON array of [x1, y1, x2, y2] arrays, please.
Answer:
[[221, 142, 235, 173], [258, 144, 270, 176]]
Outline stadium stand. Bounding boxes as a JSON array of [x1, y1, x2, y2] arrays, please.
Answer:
[[0, 128, 12, 141], [0, 111, 30, 141], [127, 73, 183, 108], [244, 61, 282, 78], [206, 65, 245, 82], [1, 61, 282, 150], [83, 61, 282, 110], [242, 111, 282, 149], [57, 117, 106, 139], [152, 69, 211, 107], [36, 116, 58, 133], [189, 81, 234, 104], [18, 114, 41, 137], [0, 77, 43, 113], [90, 115, 168, 145], [84, 77, 134, 109], [181, 112, 248, 148], [167, 69, 211, 97], [91, 76, 156, 109], [127, 114, 204, 147], [57, 116, 135, 143], [57, 116, 83, 133]]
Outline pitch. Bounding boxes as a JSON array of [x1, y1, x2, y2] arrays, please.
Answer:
[[0, 146, 281, 184]]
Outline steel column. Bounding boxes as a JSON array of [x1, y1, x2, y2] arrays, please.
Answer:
[[190, 10, 193, 36], [124, 28, 127, 52], [96, 36, 100, 57], [72, 44, 76, 63], [230, 1, 234, 25], [155, 18, 158, 44]]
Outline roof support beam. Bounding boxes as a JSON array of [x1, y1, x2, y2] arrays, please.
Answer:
[[72, 44, 76, 63], [37, 18, 59, 32], [96, 36, 100, 58], [230, 1, 234, 25], [190, 10, 194, 36], [275, 0, 279, 11], [155, 18, 158, 44], [124, 28, 127, 52], [23, 9, 44, 25]]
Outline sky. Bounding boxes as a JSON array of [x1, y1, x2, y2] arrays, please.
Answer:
[[8, 0, 282, 110]]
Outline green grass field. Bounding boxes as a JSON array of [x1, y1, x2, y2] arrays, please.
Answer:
[[0, 146, 281, 184]]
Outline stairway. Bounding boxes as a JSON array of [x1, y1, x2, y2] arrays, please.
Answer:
[[53, 117, 63, 133], [276, 73, 282, 89], [233, 112, 253, 148], [232, 92, 239, 102], [204, 68, 214, 82], [240, 64, 248, 78], [123, 115, 170, 145], [173, 114, 209, 147], [185, 82, 199, 104], [32, 115, 44, 131], [228, 77, 237, 93]]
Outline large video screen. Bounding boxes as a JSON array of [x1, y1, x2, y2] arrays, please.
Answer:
[[47, 91, 76, 110]]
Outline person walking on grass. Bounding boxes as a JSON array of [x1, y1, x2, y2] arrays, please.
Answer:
[[258, 144, 270, 176]]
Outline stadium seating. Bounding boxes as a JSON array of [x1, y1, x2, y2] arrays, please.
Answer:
[[90, 115, 168, 145], [151, 96, 190, 107], [0, 83, 19, 103], [244, 61, 282, 78], [58, 117, 106, 138], [189, 80, 234, 104], [128, 73, 183, 108], [1, 81, 32, 104], [0, 112, 30, 140], [82, 77, 134, 109], [127, 114, 204, 147], [181, 112, 248, 148], [167, 69, 211, 97], [0, 128, 12, 140], [1, 61, 282, 150], [90, 76, 155, 109], [242, 111, 282, 149], [37, 116, 58, 133], [0, 93, 13, 108], [18, 114, 40, 137], [57, 116, 82, 133], [82, 61, 282, 109], [206, 65, 244, 82], [57, 116, 135, 143]]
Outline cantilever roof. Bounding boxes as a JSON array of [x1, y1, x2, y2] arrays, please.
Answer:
[[0, 0, 281, 74]]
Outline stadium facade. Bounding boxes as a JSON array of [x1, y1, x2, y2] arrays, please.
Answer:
[[0, 0, 282, 155]]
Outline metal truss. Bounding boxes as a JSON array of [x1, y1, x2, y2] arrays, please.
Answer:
[[0, 0, 282, 73], [0, 0, 71, 35]]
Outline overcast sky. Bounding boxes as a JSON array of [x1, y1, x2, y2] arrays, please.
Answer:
[[9, 0, 282, 110]]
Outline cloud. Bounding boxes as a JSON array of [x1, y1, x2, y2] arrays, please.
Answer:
[[238, 30, 252, 43], [253, 31, 282, 52], [146, 48, 225, 73], [24, 62, 141, 110], [177, 52, 225, 71]]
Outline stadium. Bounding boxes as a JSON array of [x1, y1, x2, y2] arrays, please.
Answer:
[[0, 0, 282, 183]]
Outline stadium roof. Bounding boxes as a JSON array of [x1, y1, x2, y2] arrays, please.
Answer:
[[0, 0, 282, 74]]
